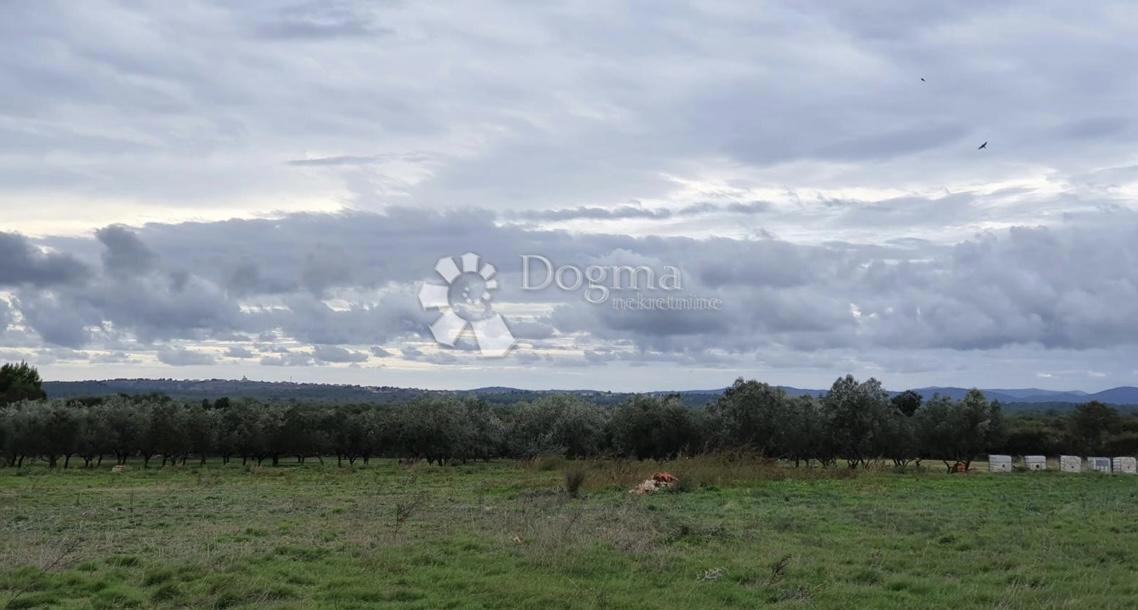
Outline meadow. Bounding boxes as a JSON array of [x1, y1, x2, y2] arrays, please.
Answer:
[[2, 458, 1137, 609]]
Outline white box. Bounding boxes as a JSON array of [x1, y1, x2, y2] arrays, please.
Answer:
[[1088, 457, 1112, 473], [1112, 457, 1137, 474], [988, 455, 1012, 472], [1059, 455, 1082, 473], [1024, 455, 1047, 471]]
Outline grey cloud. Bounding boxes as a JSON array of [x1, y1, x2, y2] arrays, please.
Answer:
[[507, 319, 556, 341], [517, 205, 672, 222], [16, 292, 94, 348], [157, 346, 216, 366], [286, 155, 382, 167], [7, 1, 1136, 225], [401, 344, 458, 365], [1056, 116, 1131, 141], [96, 225, 157, 276], [721, 202, 772, 215], [225, 346, 256, 359], [250, 2, 392, 40], [260, 351, 315, 367], [514, 201, 773, 223], [0, 232, 87, 287], [13, 208, 1138, 363], [91, 351, 136, 364], [312, 345, 368, 363], [33, 348, 89, 364]]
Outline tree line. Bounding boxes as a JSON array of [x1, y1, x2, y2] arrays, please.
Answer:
[[4, 373, 1136, 471]]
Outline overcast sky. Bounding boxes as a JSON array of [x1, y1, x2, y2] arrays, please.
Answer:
[[2, 1, 1138, 391]]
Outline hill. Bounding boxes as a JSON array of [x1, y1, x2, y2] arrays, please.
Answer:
[[38, 378, 1138, 409]]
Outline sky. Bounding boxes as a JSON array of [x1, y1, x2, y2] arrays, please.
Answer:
[[2, 1, 1138, 391]]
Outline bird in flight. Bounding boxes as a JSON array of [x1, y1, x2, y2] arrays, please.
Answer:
[[920, 77, 926, 82], [978, 141, 988, 150]]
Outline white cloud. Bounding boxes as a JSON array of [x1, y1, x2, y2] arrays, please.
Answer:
[[3, 2, 1137, 390]]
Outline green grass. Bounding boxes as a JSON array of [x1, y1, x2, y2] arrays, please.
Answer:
[[2, 458, 1138, 609]]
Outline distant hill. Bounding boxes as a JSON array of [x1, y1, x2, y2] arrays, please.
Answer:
[[38, 378, 1138, 409], [909, 386, 1138, 405], [42, 378, 427, 404]]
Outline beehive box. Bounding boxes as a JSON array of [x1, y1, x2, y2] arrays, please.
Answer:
[[1059, 455, 1082, 473], [1088, 457, 1112, 473], [988, 454, 1012, 472], [1024, 455, 1047, 471], [1112, 457, 1137, 474]]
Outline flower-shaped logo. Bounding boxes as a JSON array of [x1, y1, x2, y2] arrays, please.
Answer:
[[418, 252, 515, 357]]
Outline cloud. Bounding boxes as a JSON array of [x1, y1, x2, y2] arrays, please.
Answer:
[[9, 208, 1138, 370], [224, 346, 256, 359], [286, 155, 382, 167], [260, 351, 315, 367], [250, 2, 392, 40], [312, 344, 368, 363], [15, 292, 93, 348], [0, 232, 87, 287], [157, 346, 216, 366], [6, 1, 1138, 232], [96, 225, 157, 276], [4, 2, 1138, 389], [91, 351, 136, 364], [513, 201, 772, 223]]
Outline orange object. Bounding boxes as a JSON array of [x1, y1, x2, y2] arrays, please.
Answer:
[[652, 472, 678, 483]]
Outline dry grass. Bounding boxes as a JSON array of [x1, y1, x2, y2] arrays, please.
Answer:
[[525, 453, 865, 492]]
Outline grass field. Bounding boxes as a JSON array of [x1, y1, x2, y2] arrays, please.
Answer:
[[2, 458, 1138, 609]]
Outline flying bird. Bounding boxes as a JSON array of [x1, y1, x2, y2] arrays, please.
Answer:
[[920, 77, 926, 82], [978, 141, 988, 150]]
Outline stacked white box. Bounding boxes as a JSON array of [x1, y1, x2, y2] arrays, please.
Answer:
[[1024, 455, 1047, 471], [1059, 455, 1082, 473], [988, 454, 1012, 472], [1111, 457, 1137, 474], [1088, 457, 1112, 473]]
